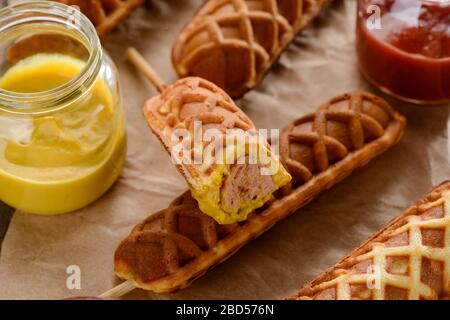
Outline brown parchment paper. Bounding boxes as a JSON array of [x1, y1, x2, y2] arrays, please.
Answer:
[[1, 0, 449, 300]]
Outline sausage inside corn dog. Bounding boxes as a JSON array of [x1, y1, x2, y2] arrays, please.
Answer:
[[293, 182, 450, 300], [172, 0, 331, 98], [114, 91, 406, 293]]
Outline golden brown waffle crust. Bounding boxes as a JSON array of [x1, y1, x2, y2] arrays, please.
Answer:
[[294, 181, 450, 300], [142, 77, 291, 224], [172, 0, 331, 98], [116, 93, 406, 293]]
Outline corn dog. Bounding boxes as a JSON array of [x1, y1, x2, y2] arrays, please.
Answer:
[[172, 0, 332, 98], [294, 182, 450, 300], [114, 91, 406, 293]]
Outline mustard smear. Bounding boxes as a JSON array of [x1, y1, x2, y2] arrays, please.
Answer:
[[0, 54, 126, 214], [189, 143, 291, 225]]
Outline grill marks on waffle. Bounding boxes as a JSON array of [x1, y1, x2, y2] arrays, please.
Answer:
[[158, 78, 253, 133], [149, 78, 256, 176], [57, 0, 144, 36], [173, 0, 327, 97], [116, 91, 405, 289], [115, 192, 239, 282], [296, 188, 450, 300], [280, 92, 393, 192]]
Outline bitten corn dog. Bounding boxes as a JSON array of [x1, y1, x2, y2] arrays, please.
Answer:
[[113, 91, 406, 294], [57, 0, 144, 36], [172, 0, 331, 98], [143, 77, 292, 224], [294, 182, 450, 300]]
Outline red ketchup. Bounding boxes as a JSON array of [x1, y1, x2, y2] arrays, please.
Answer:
[[357, 0, 450, 104]]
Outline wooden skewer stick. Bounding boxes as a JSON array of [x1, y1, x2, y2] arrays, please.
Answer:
[[99, 47, 168, 300], [99, 281, 136, 299], [126, 47, 167, 93]]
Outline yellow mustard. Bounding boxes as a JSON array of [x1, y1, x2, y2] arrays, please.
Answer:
[[0, 53, 126, 214]]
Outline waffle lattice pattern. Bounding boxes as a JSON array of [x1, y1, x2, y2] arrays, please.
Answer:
[[296, 185, 450, 300], [172, 0, 327, 98], [115, 192, 238, 283], [156, 77, 254, 133], [57, 0, 144, 36], [280, 91, 395, 191], [143, 77, 291, 224], [115, 90, 405, 292], [145, 77, 259, 178]]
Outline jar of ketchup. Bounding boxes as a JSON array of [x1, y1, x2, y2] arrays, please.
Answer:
[[357, 0, 450, 104]]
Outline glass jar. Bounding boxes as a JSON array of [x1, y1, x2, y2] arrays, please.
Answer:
[[0, 1, 126, 214], [357, 0, 450, 104]]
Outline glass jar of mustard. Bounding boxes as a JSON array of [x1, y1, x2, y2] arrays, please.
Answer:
[[0, 2, 126, 214]]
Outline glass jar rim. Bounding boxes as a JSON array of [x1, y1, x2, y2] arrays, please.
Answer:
[[0, 1, 102, 116]]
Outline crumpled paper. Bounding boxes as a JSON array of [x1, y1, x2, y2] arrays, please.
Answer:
[[1, 0, 449, 300]]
